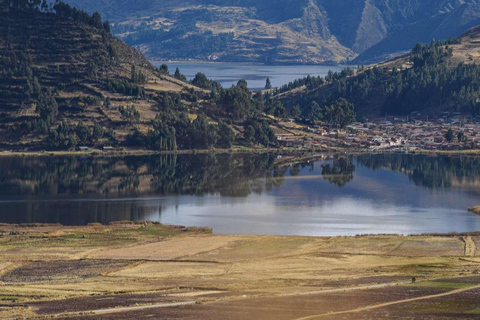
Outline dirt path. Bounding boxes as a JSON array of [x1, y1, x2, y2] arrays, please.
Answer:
[[292, 284, 480, 320], [6, 301, 196, 320], [278, 281, 412, 297], [462, 236, 476, 256]]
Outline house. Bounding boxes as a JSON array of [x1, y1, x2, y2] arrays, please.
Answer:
[[77, 146, 89, 151], [102, 146, 115, 151]]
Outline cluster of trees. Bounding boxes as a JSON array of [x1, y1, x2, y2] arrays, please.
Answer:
[[445, 128, 468, 143], [45, 120, 105, 149], [174, 68, 187, 82], [35, 90, 58, 125], [191, 72, 221, 92], [276, 69, 354, 94], [159, 92, 186, 112], [291, 39, 480, 117], [130, 66, 147, 84], [129, 111, 236, 151], [52, 1, 110, 33], [220, 80, 254, 121], [244, 119, 276, 147], [106, 79, 143, 96], [119, 105, 140, 123], [302, 98, 355, 128]]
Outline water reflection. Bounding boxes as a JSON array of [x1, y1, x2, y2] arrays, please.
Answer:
[[1, 153, 480, 235]]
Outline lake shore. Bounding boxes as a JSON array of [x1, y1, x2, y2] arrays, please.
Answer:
[[1, 146, 479, 159], [2, 223, 480, 319]]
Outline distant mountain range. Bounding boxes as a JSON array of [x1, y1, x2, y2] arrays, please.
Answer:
[[63, 0, 480, 64]]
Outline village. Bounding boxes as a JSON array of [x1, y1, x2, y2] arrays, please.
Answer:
[[274, 112, 480, 151]]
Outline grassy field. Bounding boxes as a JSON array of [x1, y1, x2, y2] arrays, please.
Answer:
[[1, 223, 480, 319]]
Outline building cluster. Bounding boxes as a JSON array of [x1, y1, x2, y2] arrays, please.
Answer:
[[276, 113, 480, 151]]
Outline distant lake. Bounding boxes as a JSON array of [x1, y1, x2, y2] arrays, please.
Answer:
[[2, 153, 480, 236], [157, 62, 344, 90]]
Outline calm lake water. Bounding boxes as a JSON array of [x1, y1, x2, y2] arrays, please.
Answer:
[[157, 63, 344, 90], [2, 153, 480, 236]]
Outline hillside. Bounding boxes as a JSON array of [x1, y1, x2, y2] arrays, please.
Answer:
[[275, 25, 480, 118], [62, 0, 480, 64], [0, 1, 279, 152]]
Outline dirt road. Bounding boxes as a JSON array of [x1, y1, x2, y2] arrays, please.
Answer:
[[292, 284, 480, 320]]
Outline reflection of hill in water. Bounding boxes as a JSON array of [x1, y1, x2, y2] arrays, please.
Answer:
[[356, 154, 480, 191], [0, 154, 285, 198], [0, 154, 288, 224], [3, 153, 480, 225]]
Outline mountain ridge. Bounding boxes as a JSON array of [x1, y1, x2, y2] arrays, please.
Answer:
[[63, 0, 480, 64]]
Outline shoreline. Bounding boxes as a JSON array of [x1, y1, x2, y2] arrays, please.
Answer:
[[1, 147, 480, 158], [149, 59, 350, 68], [4, 221, 480, 237]]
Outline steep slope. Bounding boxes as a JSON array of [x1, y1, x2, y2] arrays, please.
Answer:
[[63, 0, 480, 64], [355, 1, 480, 64], [0, 2, 279, 152], [0, 3, 200, 151], [276, 26, 480, 117]]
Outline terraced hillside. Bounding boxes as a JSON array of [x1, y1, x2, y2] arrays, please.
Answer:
[[63, 0, 480, 64], [0, 2, 279, 152]]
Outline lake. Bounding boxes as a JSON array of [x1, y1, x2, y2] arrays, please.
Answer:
[[2, 153, 480, 236], [157, 62, 344, 90]]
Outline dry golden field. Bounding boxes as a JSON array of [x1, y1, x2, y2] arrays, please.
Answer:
[[1, 223, 480, 319]]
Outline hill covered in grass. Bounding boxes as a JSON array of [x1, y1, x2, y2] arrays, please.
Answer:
[[275, 26, 480, 118], [0, 1, 280, 152], [62, 0, 480, 64]]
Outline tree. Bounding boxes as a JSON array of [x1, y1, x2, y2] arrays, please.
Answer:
[[245, 125, 255, 143], [237, 79, 248, 88], [218, 121, 235, 148], [174, 67, 187, 81], [103, 21, 110, 33], [221, 85, 252, 121], [445, 128, 454, 142], [92, 123, 104, 141], [191, 72, 212, 90], [304, 101, 322, 121], [265, 77, 272, 90], [253, 91, 265, 112], [273, 101, 286, 119], [75, 121, 90, 144], [184, 114, 219, 149], [323, 98, 356, 129], [291, 105, 301, 119], [36, 93, 58, 125], [457, 131, 465, 143], [159, 64, 169, 74], [92, 12, 102, 29]]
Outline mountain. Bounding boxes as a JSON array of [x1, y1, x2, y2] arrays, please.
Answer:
[[62, 0, 480, 64], [0, 1, 277, 152], [275, 25, 480, 117]]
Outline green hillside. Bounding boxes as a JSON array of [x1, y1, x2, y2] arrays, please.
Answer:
[[0, 1, 279, 152], [276, 27, 480, 118]]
